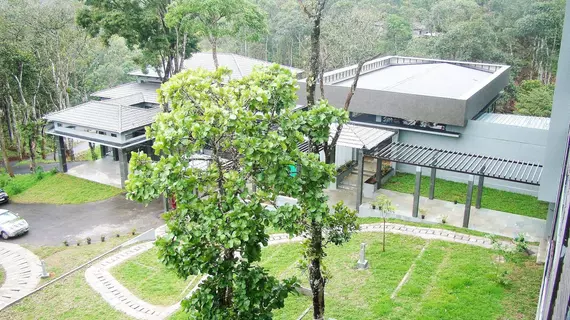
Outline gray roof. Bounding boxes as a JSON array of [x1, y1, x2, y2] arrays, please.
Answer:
[[129, 52, 303, 80], [335, 63, 492, 99], [46, 101, 161, 133], [92, 82, 160, 104], [476, 113, 551, 130], [329, 123, 395, 150]]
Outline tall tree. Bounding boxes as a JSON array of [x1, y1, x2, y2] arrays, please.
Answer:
[[126, 65, 303, 319], [77, 0, 199, 82], [166, 0, 267, 69]]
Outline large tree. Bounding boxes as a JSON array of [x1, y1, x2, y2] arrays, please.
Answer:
[[127, 65, 307, 319], [166, 0, 267, 69], [77, 0, 199, 81]]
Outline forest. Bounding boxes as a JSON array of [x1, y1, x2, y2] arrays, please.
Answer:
[[0, 0, 565, 172]]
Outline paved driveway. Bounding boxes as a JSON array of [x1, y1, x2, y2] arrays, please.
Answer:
[[0, 196, 164, 246]]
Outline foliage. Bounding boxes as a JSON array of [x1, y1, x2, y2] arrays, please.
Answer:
[[515, 80, 555, 117], [127, 65, 305, 319], [77, 0, 199, 81], [514, 233, 530, 254], [371, 195, 395, 252], [0, 169, 56, 196], [166, 0, 267, 68]]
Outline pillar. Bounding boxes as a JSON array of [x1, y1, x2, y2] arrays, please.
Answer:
[[100, 145, 108, 158], [112, 148, 119, 161], [463, 175, 475, 228], [57, 136, 67, 173], [429, 168, 436, 200], [118, 148, 129, 189], [162, 194, 170, 213], [356, 149, 364, 211], [412, 166, 422, 218], [476, 175, 484, 209], [375, 159, 383, 189]]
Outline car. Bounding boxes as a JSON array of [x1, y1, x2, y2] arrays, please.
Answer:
[[0, 209, 29, 239], [0, 189, 8, 204]]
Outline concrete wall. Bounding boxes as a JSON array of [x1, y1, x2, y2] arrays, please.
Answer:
[[538, 0, 570, 203], [335, 146, 354, 168], [395, 120, 548, 195]]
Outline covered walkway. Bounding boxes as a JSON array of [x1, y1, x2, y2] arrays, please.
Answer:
[[326, 189, 546, 242]]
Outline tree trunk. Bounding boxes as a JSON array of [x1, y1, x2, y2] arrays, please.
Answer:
[[211, 37, 219, 69], [89, 142, 97, 160], [309, 223, 326, 320], [0, 117, 14, 177], [66, 138, 75, 161], [28, 135, 36, 172], [305, 0, 326, 108]]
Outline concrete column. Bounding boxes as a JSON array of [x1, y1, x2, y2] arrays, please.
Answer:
[[356, 149, 364, 211], [57, 136, 67, 173], [375, 159, 383, 189], [118, 148, 129, 189], [162, 194, 170, 213], [100, 145, 108, 158], [412, 166, 422, 218], [463, 175, 475, 228], [112, 148, 119, 161], [429, 168, 436, 200], [476, 175, 484, 209]]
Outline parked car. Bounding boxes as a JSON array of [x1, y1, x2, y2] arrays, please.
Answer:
[[0, 189, 8, 204], [0, 209, 29, 239]]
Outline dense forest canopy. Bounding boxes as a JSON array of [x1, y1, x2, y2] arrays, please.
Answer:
[[0, 0, 565, 169]]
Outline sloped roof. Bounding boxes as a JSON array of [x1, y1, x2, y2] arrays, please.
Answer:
[[129, 52, 303, 80], [92, 82, 160, 104], [329, 123, 395, 150], [476, 113, 550, 130], [45, 101, 160, 133]]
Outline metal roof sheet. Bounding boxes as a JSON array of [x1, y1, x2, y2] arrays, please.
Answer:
[[129, 52, 303, 80], [329, 123, 395, 150], [476, 113, 550, 130], [335, 63, 492, 99], [45, 101, 161, 133]]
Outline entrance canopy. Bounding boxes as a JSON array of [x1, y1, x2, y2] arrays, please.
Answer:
[[329, 123, 395, 150], [369, 142, 543, 185]]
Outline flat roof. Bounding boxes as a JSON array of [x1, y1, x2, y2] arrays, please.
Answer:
[[476, 113, 550, 130], [46, 101, 160, 133], [129, 52, 303, 80], [336, 63, 493, 99]]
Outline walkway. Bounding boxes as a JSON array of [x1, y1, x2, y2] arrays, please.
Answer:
[[0, 242, 42, 310], [85, 223, 512, 320], [326, 189, 546, 242], [67, 157, 122, 188]]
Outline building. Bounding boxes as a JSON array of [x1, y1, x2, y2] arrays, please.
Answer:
[[44, 53, 302, 188]]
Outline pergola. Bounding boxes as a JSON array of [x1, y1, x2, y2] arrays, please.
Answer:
[[359, 142, 544, 227]]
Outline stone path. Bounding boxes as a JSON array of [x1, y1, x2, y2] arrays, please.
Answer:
[[85, 223, 513, 320], [0, 242, 42, 310]]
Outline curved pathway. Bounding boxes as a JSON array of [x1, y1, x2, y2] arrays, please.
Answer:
[[0, 242, 42, 310], [85, 223, 513, 319]]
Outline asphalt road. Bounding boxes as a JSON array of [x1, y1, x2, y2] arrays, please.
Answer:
[[0, 196, 165, 246]]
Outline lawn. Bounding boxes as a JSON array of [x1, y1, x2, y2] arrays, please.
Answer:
[[171, 232, 543, 320], [11, 173, 123, 204], [110, 247, 198, 306], [4, 235, 134, 319], [0, 266, 5, 286], [382, 173, 549, 220]]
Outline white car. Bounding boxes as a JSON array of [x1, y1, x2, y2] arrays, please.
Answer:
[[0, 209, 29, 239]]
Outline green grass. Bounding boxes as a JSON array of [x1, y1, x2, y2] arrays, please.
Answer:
[[74, 147, 102, 161], [0, 170, 57, 196], [11, 173, 123, 204], [172, 232, 543, 320], [0, 266, 5, 286], [16, 158, 58, 166], [383, 173, 548, 219], [4, 236, 135, 319], [111, 247, 197, 306]]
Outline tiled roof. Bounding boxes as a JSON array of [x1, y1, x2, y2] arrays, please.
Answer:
[[45, 101, 160, 133], [129, 52, 303, 80], [92, 82, 160, 104], [329, 123, 395, 150]]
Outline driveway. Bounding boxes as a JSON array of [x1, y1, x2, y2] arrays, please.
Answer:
[[0, 196, 165, 246]]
